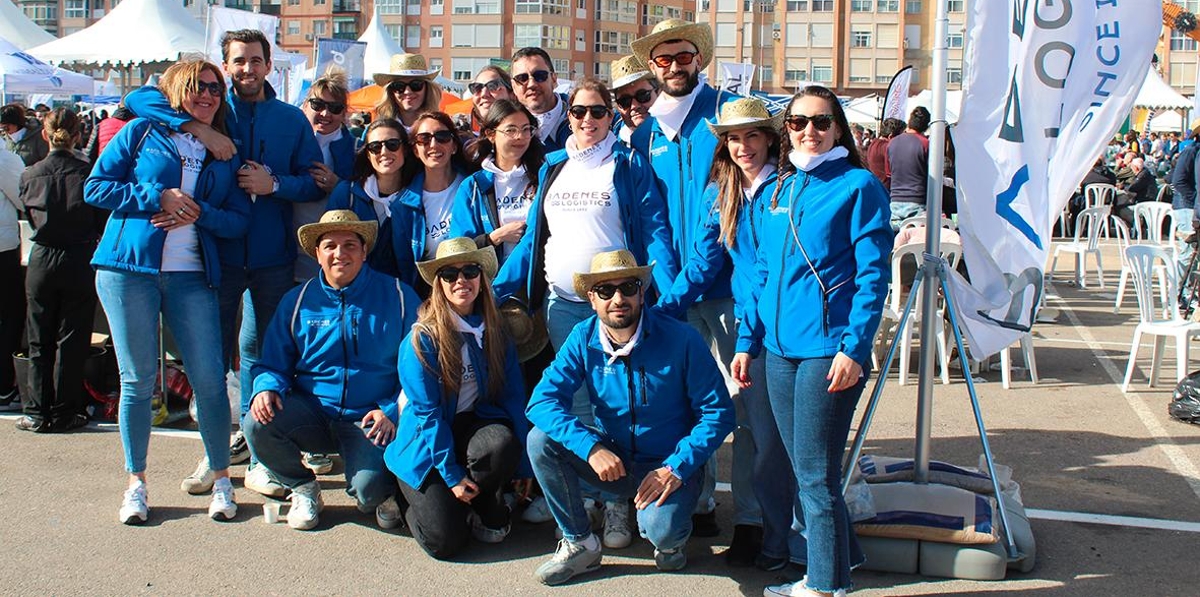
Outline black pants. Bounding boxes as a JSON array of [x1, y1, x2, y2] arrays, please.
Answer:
[[399, 412, 519, 560], [0, 248, 25, 396], [24, 244, 96, 424]]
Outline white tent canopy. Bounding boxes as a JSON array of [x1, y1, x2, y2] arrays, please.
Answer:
[[1149, 110, 1185, 132], [908, 89, 963, 124], [1133, 68, 1192, 110], [357, 6, 404, 81], [0, 37, 93, 96], [29, 0, 205, 66], [1, 0, 55, 50], [843, 95, 880, 126]]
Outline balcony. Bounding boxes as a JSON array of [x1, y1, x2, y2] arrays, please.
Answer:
[[333, 0, 361, 12], [257, 3, 281, 16], [225, 1, 253, 10], [333, 30, 359, 40]]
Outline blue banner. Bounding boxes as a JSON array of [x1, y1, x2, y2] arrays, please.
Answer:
[[314, 38, 368, 91]]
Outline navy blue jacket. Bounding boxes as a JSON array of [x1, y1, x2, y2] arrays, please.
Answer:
[[1172, 142, 1199, 210], [540, 93, 573, 153]]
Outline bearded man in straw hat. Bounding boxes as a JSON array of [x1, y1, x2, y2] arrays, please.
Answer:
[[525, 249, 734, 585], [609, 55, 659, 146], [243, 210, 420, 531]]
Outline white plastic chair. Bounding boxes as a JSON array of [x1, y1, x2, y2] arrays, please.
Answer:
[[899, 215, 957, 231], [879, 242, 961, 385], [1121, 245, 1200, 391], [1085, 183, 1118, 238], [999, 333, 1039, 389], [1132, 202, 1173, 245], [1049, 207, 1106, 289]]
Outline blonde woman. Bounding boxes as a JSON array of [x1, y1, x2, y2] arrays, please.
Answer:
[[373, 53, 443, 131]]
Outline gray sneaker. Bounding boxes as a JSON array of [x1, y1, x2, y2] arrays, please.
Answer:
[[181, 457, 215, 495], [535, 537, 602, 586], [302, 453, 334, 475], [655, 547, 688, 571]]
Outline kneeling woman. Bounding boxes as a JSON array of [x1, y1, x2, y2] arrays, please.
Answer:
[[385, 237, 531, 559]]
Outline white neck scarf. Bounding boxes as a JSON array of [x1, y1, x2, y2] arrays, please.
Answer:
[[535, 97, 565, 144], [648, 82, 703, 142], [363, 175, 400, 219], [744, 161, 777, 198], [565, 132, 617, 168], [788, 146, 849, 173], [455, 314, 486, 348], [598, 313, 643, 366], [482, 156, 526, 182]]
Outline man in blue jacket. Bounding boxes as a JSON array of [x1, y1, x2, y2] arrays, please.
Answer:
[[124, 29, 325, 497], [525, 250, 734, 585], [244, 210, 419, 531]]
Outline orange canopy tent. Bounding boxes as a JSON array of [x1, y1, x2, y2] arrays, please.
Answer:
[[346, 85, 474, 117]]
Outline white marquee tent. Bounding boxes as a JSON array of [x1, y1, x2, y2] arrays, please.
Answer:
[[1132, 67, 1192, 111], [358, 6, 404, 82], [29, 0, 205, 66], [0, 0, 55, 50], [0, 36, 93, 97]]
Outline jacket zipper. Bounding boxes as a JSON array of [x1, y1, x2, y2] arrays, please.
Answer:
[[352, 313, 359, 355], [624, 356, 638, 457], [339, 292, 349, 415], [639, 367, 648, 407]]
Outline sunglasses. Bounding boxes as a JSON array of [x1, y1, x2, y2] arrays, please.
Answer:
[[650, 51, 697, 69], [469, 79, 508, 95], [615, 89, 654, 109], [307, 98, 346, 115], [437, 263, 483, 283], [412, 130, 456, 146], [194, 81, 223, 97], [365, 138, 405, 154], [388, 80, 427, 94], [591, 279, 642, 300], [512, 70, 551, 85], [496, 125, 537, 139], [568, 105, 610, 120], [785, 114, 836, 132]]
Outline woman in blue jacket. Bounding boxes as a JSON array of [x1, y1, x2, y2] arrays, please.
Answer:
[[750, 86, 893, 597], [385, 237, 530, 560], [86, 59, 252, 525]]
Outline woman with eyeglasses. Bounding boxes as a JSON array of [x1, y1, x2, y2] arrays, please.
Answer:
[[745, 86, 892, 597], [386, 237, 530, 560], [295, 70, 357, 282], [85, 59, 252, 525], [373, 53, 443, 132], [466, 66, 514, 133]]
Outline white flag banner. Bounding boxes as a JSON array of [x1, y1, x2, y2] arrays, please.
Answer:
[[205, 6, 279, 67], [949, 0, 1160, 359], [719, 62, 756, 97], [881, 66, 912, 122]]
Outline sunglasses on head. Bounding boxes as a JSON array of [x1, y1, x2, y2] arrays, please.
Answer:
[[388, 80, 427, 94], [512, 70, 551, 85], [469, 79, 508, 95], [307, 98, 346, 115], [365, 138, 405, 155], [412, 130, 456, 146], [650, 51, 697, 69], [615, 89, 654, 109], [194, 81, 223, 97], [568, 105, 610, 120], [437, 263, 483, 283], [785, 114, 836, 132], [591, 279, 642, 300]]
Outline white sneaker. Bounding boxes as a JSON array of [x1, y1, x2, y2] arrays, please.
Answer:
[[244, 463, 287, 498], [181, 457, 215, 495], [376, 496, 402, 530], [602, 500, 633, 549], [522, 495, 553, 524], [469, 511, 511, 544], [119, 482, 148, 525], [287, 480, 323, 530], [208, 477, 237, 521], [228, 430, 250, 465], [764, 577, 847, 597], [302, 453, 334, 475]]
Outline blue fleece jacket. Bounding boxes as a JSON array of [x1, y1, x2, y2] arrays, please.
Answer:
[[85, 118, 252, 288], [124, 82, 324, 270], [251, 265, 420, 423], [385, 318, 532, 490], [745, 160, 893, 366], [525, 308, 735, 482]]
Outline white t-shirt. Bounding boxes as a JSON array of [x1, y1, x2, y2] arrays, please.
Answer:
[[422, 174, 463, 259], [454, 315, 485, 414], [482, 157, 533, 259], [160, 133, 204, 272], [535, 98, 566, 146]]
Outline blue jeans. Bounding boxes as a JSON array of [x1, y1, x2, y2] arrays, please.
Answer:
[[527, 427, 702, 552], [241, 395, 396, 510], [889, 201, 926, 231], [218, 263, 295, 418], [743, 353, 804, 560], [95, 269, 230, 474], [765, 352, 866, 593], [544, 293, 596, 424]]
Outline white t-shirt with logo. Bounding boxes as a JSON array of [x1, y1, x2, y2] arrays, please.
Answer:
[[160, 133, 205, 272], [482, 158, 533, 259], [422, 174, 463, 259]]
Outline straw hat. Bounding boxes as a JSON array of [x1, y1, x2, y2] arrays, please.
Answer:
[[631, 18, 714, 71], [707, 97, 784, 135], [572, 249, 654, 299], [1190, 117, 1200, 135], [610, 55, 653, 90], [297, 210, 378, 258], [499, 301, 550, 363], [373, 53, 440, 86], [416, 237, 499, 287]]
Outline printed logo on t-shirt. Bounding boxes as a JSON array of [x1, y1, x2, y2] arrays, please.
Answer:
[[427, 218, 452, 242], [181, 153, 203, 175], [462, 362, 477, 384], [545, 190, 613, 212], [496, 194, 529, 209]]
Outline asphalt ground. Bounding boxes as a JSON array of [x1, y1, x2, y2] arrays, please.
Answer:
[[2, 240, 1199, 596]]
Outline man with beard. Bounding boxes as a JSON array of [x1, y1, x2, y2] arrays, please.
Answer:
[[124, 29, 324, 498], [609, 55, 659, 147], [510, 47, 571, 153], [525, 250, 734, 585]]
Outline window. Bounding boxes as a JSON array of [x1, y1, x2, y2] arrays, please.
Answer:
[[715, 23, 736, 47], [946, 30, 963, 49], [554, 59, 570, 75], [453, 0, 500, 14], [1169, 61, 1198, 87], [849, 58, 871, 83], [377, 0, 401, 14], [514, 24, 540, 48], [717, 0, 736, 11], [904, 24, 921, 50], [595, 62, 611, 79], [811, 0, 832, 10], [406, 0, 421, 15], [785, 22, 807, 47], [313, 20, 327, 36], [810, 23, 833, 47], [812, 64, 833, 83], [287, 0, 299, 5], [785, 0, 807, 9], [596, 0, 637, 22], [64, 0, 85, 18], [946, 67, 962, 85], [452, 57, 490, 82], [287, 20, 300, 35], [405, 24, 420, 48], [429, 25, 444, 48], [332, 17, 357, 38], [516, 0, 569, 14], [905, 0, 920, 12], [643, 4, 683, 26], [784, 68, 808, 83], [595, 30, 633, 53], [945, 0, 963, 12], [850, 0, 871, 10], [876, 0, 898, 12], [576, 30, 586, 52], [1171, 30, 1198, 52], [384, 24, 401, 40], [515, 25, 570, 50], [760, 65, 772, 85], [851, 27, 871, 48], [453, 24, 502, 47], [430, 0, 444, 14], [876, 58, 895, 83]]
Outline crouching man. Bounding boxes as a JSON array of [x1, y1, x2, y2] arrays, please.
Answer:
[[525, 250, 735, 585], [244, 210, 419, 530]]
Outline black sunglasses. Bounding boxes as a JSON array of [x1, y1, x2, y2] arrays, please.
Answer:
[[195, 81, 222, 97], [469, 79, 509, 95], [650, 51, 697, 68], [568, 105, 610, 120], [512, 70, 551, 85], [307, 98, 346, 115], [615, 89, 654, 109], [365, 138, 405, 155], [388, 80, 427, 94], [785, 114, 836, 132], [437, 263, 483, 283], [591, 279, 642, 300], [412, 130, 455, 146]]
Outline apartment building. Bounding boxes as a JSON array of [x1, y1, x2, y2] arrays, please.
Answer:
[[1161, 1, 1200, 93]]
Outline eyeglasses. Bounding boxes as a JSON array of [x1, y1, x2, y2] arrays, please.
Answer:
[[388, 80, 427, 94], [512, 70, 551, 85], [437, 263, 483, 283], [650, 51, 698, 69], [307, 98, 346, 115], [412, 130, 456, 146], [194, 81, 223, 97], [785, 114, 836, 132], [568, 105, 610, 120], [365, 138, 404, 155], [591, 279, 642, 300], [615, 89, 654, 110], [469, 79, 508, 95], [496, 125, 537, 139]]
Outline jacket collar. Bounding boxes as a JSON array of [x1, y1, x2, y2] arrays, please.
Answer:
[[585, 305, 660, 354], [394, 172, 427, 209], [319, 261, 377, 300]]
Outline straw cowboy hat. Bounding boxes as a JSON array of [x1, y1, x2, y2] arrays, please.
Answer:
[[499, 301, 550, 363], [572, 249, 654, 299], [707, 97, 785, 135], [609, 55, 654, 90], [373, 53, 440, 87], [297, 210, 378, 258], [1190, 117, 1200, 135], [416, 237, 499, 287], [631, 18, 714, 71]]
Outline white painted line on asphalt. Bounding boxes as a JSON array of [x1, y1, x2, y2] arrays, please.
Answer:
[[1027, 508, 1200, 533], [1031, 336, 1133, 349]]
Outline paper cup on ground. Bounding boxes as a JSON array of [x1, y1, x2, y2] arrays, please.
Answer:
[[263, 502, 282, 524]]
